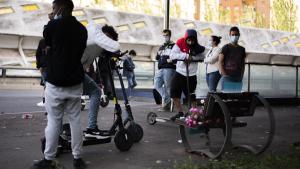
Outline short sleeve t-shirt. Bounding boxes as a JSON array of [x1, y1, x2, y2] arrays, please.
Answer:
[[221, 44, 246, 77]]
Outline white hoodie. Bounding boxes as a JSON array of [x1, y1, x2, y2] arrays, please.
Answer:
[[81, 23, 120, 68], [170, 44, 205, 76]]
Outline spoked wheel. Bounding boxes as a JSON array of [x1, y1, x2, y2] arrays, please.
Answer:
[[230, 94, 275, 155], [126, 122, 144, 143], [100, 95, 109, 107], [178, 94, 232, 159], [114, 129, 133, 151], [147, 112, 157, 125]]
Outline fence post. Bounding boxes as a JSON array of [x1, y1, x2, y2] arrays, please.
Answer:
[[1, 68, 6, 78], [296, 66, 298, 98], [247, 64, 251, 92]]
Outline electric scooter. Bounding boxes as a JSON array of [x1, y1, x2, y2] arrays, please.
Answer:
[[41, 50, 143, 155]]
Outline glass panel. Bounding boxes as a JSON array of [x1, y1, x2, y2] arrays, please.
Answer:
[[250, 65, 296, 97], [115, 61, 154, 89]]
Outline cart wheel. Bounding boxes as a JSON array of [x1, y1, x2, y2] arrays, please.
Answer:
[[114, 129, 133, 151], [81, 99, 85, 110], [179, 94, 232, 159], [147, 112, 157, 125], [127, 123, 144, 143], [100, 96, 109, 107]]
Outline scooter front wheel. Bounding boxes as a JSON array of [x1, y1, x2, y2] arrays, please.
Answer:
[[147, 112, 157, 125], [114, 129, 133, 151], [127, 123, 143, 143], [100, 96, 109, 107]]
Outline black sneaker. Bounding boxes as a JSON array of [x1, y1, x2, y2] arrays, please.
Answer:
[[30, 158, 54, 169], [170, 112, 184, 121], [84, 127, 110, 139], [73, 158, 86, 169]]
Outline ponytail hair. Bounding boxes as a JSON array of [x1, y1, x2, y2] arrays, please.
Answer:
[[211, 35, 222, 46]]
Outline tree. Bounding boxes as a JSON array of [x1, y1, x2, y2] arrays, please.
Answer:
[[271, 0, 298, 32], [218, 6, 230, 24]]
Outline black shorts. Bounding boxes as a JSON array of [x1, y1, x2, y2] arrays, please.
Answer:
[[170, 72, 197, 99]]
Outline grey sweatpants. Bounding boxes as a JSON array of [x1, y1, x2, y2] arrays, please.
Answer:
[[44, 82, 83, 160]]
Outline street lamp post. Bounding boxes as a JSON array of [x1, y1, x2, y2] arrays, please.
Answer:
[[164, 0, 170, 29]]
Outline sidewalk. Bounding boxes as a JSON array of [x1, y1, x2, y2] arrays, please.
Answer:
[[0, 98, 300, 169]]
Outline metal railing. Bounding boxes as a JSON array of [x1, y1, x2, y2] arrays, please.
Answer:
[[1, 61, 300, 98]]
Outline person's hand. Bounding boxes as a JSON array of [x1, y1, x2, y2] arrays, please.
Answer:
[[167, 59, 172, 63], [220, 70, 227, 76], [39, 68, 43, 73]]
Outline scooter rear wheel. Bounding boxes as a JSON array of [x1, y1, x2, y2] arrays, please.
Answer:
[[81, 99, 85, 110], [127, 123, 143, 143], [114, 129, 133, 151]]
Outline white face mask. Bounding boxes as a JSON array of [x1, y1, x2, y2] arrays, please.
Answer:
[[230, 35, 239, 43], [53, 7, 63, 20], [164, 36, 170, 43], [208, 40, 213, 47]]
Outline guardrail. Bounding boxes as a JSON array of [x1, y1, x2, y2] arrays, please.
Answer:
[[1, 61, 300, 98]]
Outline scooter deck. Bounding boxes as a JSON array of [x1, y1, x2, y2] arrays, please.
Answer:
[[83, 137, 111, 146]]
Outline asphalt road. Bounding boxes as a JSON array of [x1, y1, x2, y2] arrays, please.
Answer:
[[0, 89, 300, 169]]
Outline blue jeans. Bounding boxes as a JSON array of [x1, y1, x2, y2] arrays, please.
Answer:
[[126, 72, 137, 97], [206, 71, 221, 92], [220, 76, 243, 92], [83, 74, 100, 129], [154, 68, 175, 104]]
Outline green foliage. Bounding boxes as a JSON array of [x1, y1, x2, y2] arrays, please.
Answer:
[[271, 0, 298, 32]]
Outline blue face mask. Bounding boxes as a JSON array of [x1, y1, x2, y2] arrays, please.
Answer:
[[230, 35, 239, 43]]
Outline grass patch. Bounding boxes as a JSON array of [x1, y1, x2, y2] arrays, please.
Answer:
[[173, 147, 300, 169]]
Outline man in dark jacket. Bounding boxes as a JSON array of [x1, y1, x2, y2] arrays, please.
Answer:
[[31, 0, 87, 169], [154, 29, 176, 111]]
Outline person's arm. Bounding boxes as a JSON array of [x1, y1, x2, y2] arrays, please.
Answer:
[[35, 40, 43, 69], [43, 21, 54, 47], [241, 48, 246, 77], [204, 48, 221, 64], [92, 24, 120, 52], [218, 53, 227, 75], [170, 44, 187, 60]]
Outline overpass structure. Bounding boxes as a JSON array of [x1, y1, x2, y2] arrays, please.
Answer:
[[1, 0, 300, 98]]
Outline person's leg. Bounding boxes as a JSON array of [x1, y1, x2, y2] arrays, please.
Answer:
[[208, 71, 221, 92], [154, 69, 166, 102], [83, 74, 100, 130], [64, 84, 83, 160], [44, 82, 65, 160], [211, 71, 221, 92], [206, 73, 210, 90], [182, 75, 197, 108], [126, 73, 134, 97], [163, 69, 175, 106], [170, 73, 185, 121], [132, 72, 137, 87]]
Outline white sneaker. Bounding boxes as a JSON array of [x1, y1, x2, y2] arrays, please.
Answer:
[[37, 101, 45, 107]]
